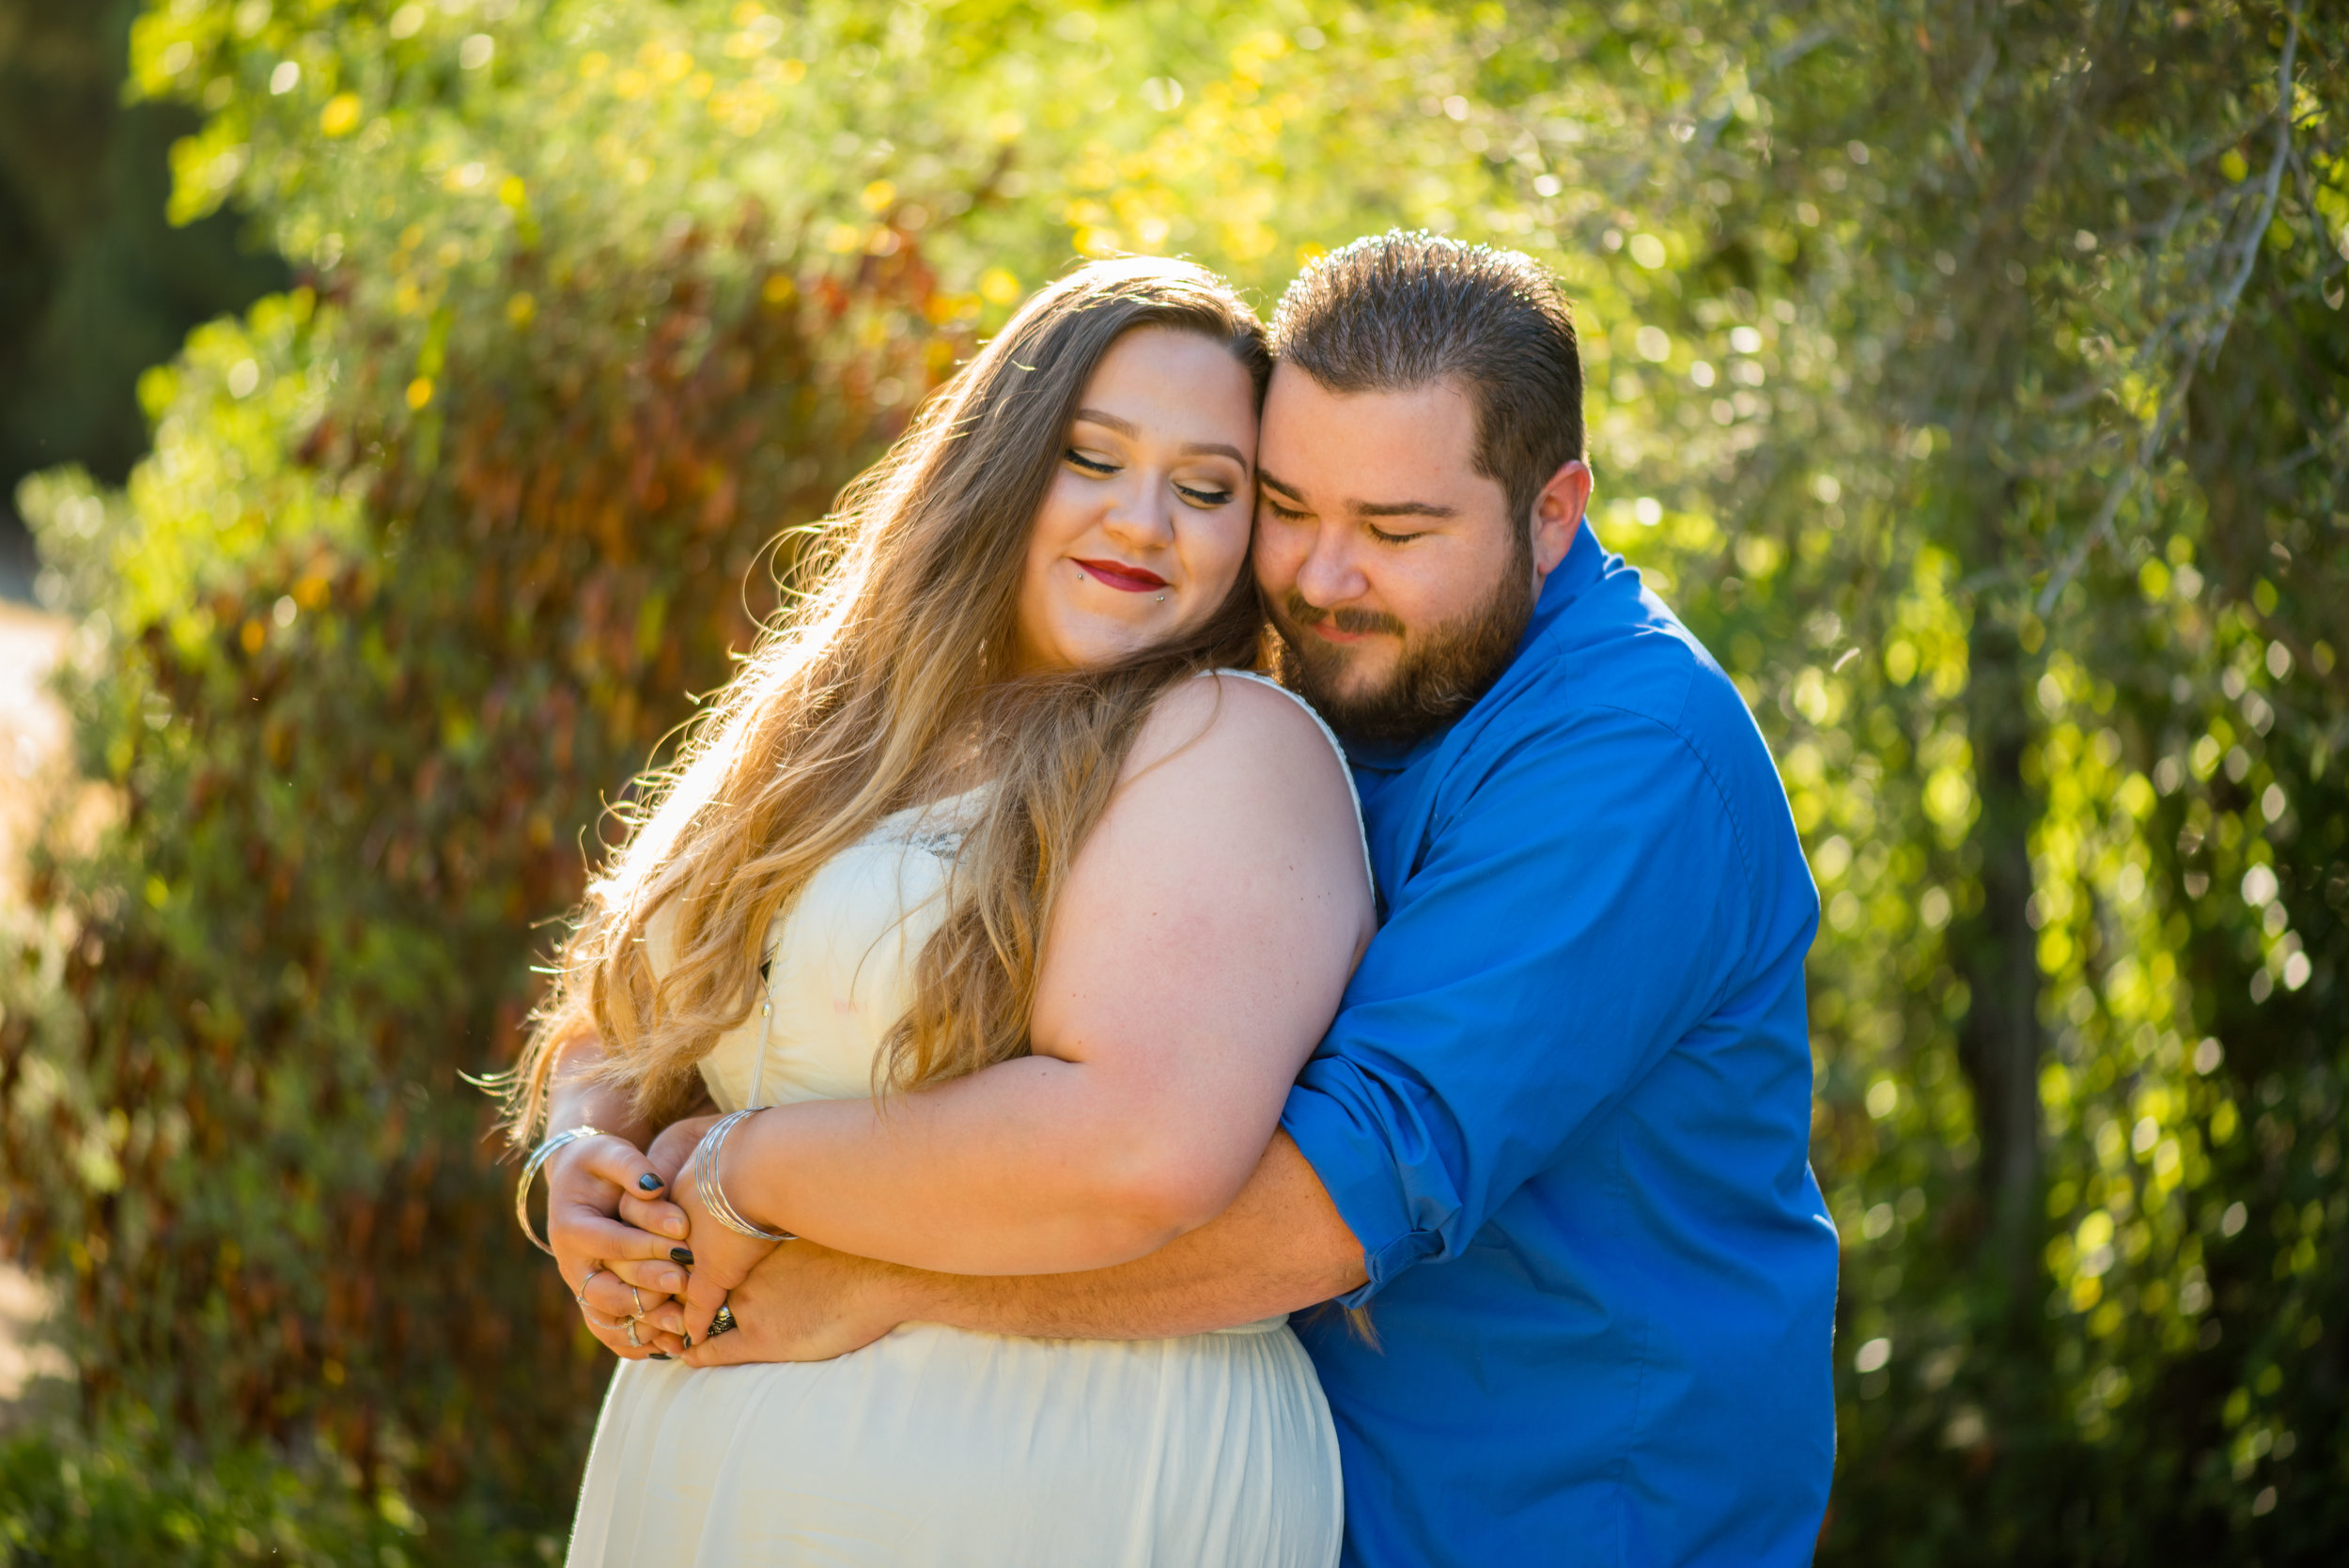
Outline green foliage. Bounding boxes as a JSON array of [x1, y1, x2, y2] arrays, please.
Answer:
[[1534, 4, 2348, 1556], [9, 194, 931, 1553], [0, 0, 287, 580], [0, 1414, 556, 1564], [4, 0, 2345, 1560]]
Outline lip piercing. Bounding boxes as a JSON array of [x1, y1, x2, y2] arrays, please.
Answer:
[[1077, 562, 1166, 603]]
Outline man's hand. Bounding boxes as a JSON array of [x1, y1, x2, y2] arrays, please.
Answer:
[[677, 1240, 910, 1367]]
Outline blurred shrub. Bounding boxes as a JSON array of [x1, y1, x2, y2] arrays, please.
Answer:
[[10, 246, 936, 1528], [0, 0, 287, 564], [0, 1418, 417, 1566], [3, 5, 963, 1537]]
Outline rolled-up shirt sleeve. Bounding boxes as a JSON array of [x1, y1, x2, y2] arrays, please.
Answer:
[[1282, 703, 1759, 1304]]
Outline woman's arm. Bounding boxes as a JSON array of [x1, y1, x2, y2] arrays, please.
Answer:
[[678, 1133, 1366, 1367], [677, 676, 1371, 1321]]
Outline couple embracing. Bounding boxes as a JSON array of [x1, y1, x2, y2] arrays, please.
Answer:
[[506, 231, 1839, 1566]]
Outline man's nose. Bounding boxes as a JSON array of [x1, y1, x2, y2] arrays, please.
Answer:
[[1292, 521, 1369, 608]]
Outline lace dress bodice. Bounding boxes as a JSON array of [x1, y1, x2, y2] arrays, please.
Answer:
[[690, 787, 982, 1116]]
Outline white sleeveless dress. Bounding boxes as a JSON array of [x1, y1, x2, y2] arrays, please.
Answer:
[[565, 673, 1361, 1567]]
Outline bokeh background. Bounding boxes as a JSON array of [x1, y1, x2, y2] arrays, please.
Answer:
[[0, 1, 2342, 1561]]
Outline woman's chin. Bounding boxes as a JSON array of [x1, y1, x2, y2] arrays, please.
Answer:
[[1030, 613, 1192, 672]]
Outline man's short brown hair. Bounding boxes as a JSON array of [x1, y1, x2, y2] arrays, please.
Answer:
[[1270, 231, 1584, 533]]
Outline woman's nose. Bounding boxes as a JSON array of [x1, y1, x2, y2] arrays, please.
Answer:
[[1099, 474, 1175, 549]]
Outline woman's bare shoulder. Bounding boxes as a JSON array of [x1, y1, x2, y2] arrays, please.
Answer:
[[1123, 672, 1349, 796]]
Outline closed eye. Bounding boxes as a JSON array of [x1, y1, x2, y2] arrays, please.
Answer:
[[1065, 448, 1118, 475], [1368, 524, 1425, 546], [1259, 496, 1308, 522], [1175, 482, 1235, 507]]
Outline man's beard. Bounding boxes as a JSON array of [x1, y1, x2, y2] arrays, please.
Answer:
[[1268, 540, 1536, 749]]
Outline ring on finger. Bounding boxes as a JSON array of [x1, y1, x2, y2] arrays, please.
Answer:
[[630, 1285, 647, 1318], [626, 1318, 642, 1347], [576, 1265, 607, 1306]]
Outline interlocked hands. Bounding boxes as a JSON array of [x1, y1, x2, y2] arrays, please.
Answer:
[[544, 1110, 800, 1358]]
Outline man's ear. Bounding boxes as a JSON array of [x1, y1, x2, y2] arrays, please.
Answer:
[[1529, 459, 1593, 577]]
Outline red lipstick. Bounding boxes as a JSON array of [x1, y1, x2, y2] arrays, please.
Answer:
[[1073, 558, 1169, 594]]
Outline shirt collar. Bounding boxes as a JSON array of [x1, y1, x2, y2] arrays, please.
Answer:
[[1338, 520, 1608, 774]]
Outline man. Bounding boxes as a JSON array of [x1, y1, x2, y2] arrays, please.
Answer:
[[623, 232, 1838, 1562]]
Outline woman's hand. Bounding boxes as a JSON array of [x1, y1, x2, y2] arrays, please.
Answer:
[[622, 1113, 722, 1221], [672, 1120, 784, 1344], [607, 1113, 721, 1355], [544, 1130, 692, 1356]]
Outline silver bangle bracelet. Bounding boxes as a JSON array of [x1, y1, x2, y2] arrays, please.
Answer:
[[694, 1109, 797, 1243], [515, 1125, 606, 1254]]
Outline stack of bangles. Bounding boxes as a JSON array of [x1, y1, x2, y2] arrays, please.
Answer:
[[694, 1109, 798, 1244], [688, 1111, 786, 1343]]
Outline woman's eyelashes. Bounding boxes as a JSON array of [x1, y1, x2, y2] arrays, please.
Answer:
[[1063, 449, 1238, 509]]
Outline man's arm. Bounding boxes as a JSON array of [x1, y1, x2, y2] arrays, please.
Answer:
[[1280, 701, 1768, 1305], [679, 1134, 1364, 1365], [656, 680, 1371, 1302]]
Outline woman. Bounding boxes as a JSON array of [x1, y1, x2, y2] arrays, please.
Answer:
[[506, 257, 1374, 1564]]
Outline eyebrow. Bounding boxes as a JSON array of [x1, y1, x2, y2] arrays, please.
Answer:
[[1258, 467, 1306, 502], [1072, 408, 1248, 467], [1256, 466, 1457, 520]]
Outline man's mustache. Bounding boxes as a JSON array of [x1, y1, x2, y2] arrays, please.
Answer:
[[1281, 592, 1407, 640]]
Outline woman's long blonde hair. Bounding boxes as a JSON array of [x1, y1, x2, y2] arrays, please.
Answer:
[[504, 258, 1273, 1141]]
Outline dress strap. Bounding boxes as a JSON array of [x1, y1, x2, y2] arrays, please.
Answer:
[[1199, 668, 1375, 891], [745, 933, 777, 1110]]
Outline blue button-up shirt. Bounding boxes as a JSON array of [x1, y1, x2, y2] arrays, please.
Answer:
[[1281, 522, 1838, 1566]]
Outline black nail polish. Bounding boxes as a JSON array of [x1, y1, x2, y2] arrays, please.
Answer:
[[637, 1172, 662, 1191], [670, 1247, 694, 1265], [648, 1352, 671, 1360]]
